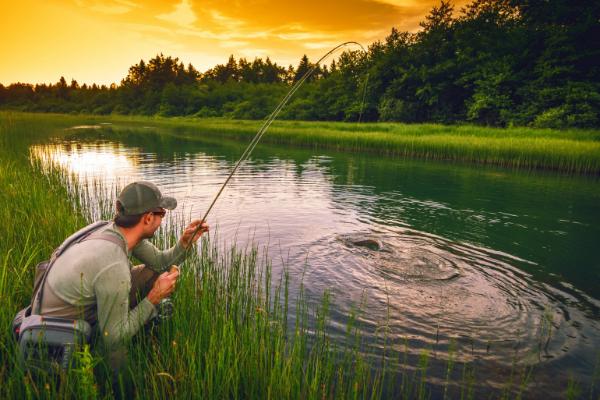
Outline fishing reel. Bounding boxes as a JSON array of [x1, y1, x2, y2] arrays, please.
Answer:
[[155, 298, 174, 321]]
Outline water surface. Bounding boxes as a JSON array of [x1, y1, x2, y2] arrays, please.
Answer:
[[31, 125, 600, 397]]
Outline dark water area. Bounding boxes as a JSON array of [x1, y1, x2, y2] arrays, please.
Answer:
[[32, 124, 600, 398]]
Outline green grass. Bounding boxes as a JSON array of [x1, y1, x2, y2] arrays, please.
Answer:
[[1, 112, 599, 399], [5, 111, 600, 174], [25, 111, 599, 174], [0, 112, 390, 399], [155, 118, 600, 174]]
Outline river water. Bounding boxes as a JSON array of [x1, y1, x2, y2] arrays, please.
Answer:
[[31, 124, 600, 398]]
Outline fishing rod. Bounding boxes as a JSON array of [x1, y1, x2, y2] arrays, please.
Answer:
[[186, 41, 367, 243]]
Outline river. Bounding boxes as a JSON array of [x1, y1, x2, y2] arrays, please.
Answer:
[[31, 123, 600, 398]]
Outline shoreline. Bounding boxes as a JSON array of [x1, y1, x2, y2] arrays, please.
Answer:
[[3, 111, 600, 175]]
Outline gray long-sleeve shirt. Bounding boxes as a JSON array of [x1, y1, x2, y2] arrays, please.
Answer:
[[40, 221, 186, 347]]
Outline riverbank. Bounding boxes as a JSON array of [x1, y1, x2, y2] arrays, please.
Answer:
[[4, 111, 600, 174]]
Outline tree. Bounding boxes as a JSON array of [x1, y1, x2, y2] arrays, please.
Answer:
[[466, 60, 514, 126], [293, 55, 313, 83], [205, 55, 239, 83], [1, 0, 599, 127], [56, 76, 68, 99]]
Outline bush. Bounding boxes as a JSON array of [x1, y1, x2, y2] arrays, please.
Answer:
[[533, 106, 568, 129], [533, 83, 600, 129], [111, 104, 129, 115], [279, 98, 317, 120], [378, 97, 419, 122], [92, 104, 113, 115], [193, 107, 219, 118]]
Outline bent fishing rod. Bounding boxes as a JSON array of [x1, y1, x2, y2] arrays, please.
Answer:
[[186, 41, 367, 244]]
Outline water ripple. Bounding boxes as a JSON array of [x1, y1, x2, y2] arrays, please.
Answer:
[[292, 227, 599, 369]]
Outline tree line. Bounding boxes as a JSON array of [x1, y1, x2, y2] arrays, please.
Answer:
[[1, 0, 598, 128]]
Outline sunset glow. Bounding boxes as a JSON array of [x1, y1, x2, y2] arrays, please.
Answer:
[[1, 0, 469, 85]]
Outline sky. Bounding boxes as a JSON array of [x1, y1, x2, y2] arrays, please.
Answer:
[[1, 0, 469, 86]]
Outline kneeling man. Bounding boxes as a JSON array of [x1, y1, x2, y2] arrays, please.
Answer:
[[36, 181, 208, 367]]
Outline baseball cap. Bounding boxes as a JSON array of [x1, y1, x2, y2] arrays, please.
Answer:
[[117, 181, 177, 216]]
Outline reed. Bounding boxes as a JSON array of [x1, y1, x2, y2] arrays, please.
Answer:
[[0, 112, 598, 398], [0, 113, 388, 398], [4, 111, 600, 174]]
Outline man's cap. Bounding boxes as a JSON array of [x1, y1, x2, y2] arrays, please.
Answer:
[[117, 181, 177, 215]]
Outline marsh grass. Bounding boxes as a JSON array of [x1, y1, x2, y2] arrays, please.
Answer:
[[0, 112, 390, 398], [109, 114, 600, 174], [1, 111, 598, 398], [7, 111, 600, 174]]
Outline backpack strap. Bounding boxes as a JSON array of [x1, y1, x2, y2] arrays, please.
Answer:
[[33, 221, 126, 314], [51, 221, 109, 260], [81, 231, 128, 254]]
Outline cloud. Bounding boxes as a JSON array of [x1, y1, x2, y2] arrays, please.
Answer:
[[156, 0, 197, 28], [168, 26, 266, 41], [220, 40, 250, 48], [78, 0, 140, 15], [303, 41, 341, 50], [238, 47, 270, 59], [90, 4, 130, 14], [276, 30, 332, 41], [209, 10, 245, 30], [8, 0, 476, 84]]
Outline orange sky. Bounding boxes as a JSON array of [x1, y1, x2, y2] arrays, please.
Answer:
[[1, 0, 469, 85]]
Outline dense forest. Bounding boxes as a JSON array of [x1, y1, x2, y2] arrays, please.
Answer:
[[1, 0, 598, 128]]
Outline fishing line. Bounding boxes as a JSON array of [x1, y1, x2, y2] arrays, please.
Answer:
[[187, 41, 367, 242]]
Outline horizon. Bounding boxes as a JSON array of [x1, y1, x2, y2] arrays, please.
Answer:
[[1, 0, 470, 86]]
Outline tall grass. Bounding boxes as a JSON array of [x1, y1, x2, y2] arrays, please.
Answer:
[[43, 112, 600, 175], [0, 112, 389, 398], [1, 111, 598, 399]]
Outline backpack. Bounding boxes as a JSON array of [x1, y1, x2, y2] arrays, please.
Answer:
[[11, 220, 125, 372]]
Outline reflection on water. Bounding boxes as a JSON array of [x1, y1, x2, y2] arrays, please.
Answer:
[[31, 142, 137, 178], [31, 125, 600, 398]]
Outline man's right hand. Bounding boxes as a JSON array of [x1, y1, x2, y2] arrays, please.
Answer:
[[147, 267, 180, 305]]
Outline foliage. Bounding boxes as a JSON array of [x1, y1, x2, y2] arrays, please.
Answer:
[[0, 0, 599, 128]]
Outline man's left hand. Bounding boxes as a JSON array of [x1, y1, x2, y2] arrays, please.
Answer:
[[180, 219, 209, 248]]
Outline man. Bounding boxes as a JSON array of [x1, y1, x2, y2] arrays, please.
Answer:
[[36, 181, 208, 367]]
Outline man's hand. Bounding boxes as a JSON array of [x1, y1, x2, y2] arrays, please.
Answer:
[[147, 266, 180, 305], [180, 219, 209, 248]]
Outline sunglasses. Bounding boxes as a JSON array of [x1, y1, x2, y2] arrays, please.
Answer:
[[150, 209, 167, 217]]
